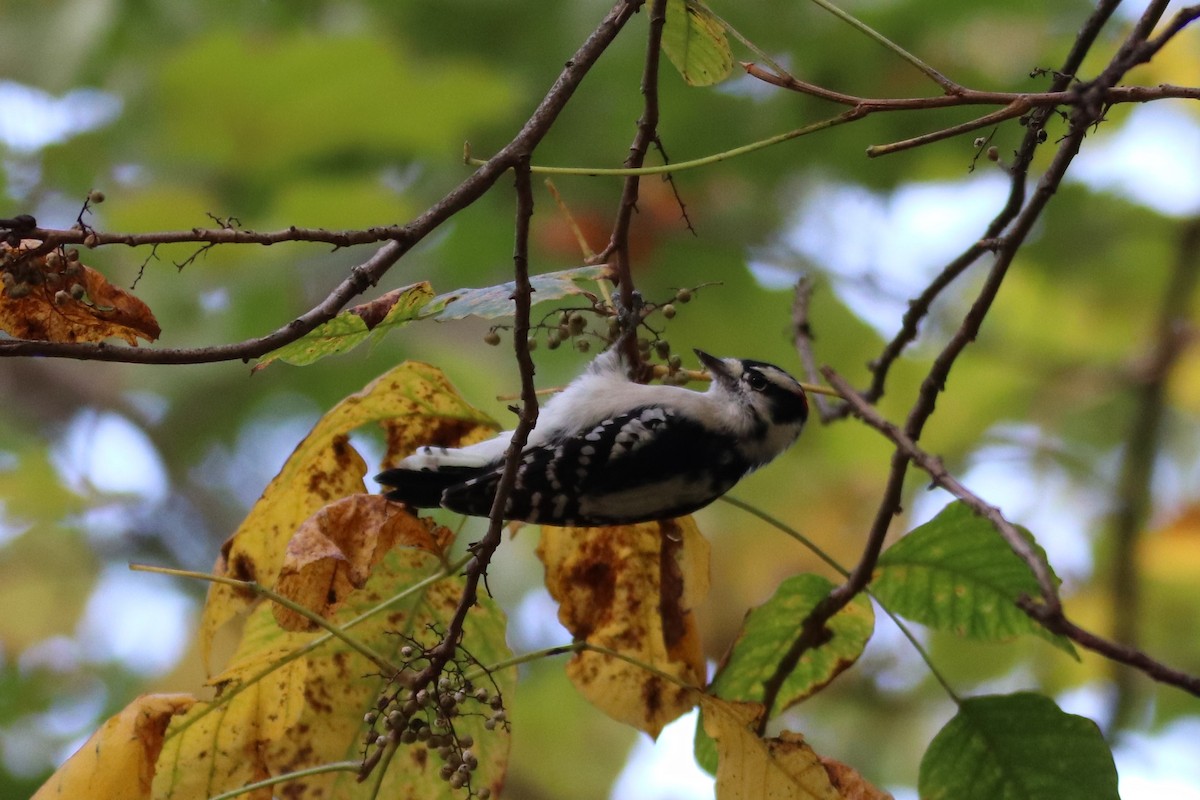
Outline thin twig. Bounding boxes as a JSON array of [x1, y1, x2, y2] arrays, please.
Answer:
[[362, 159, 543, 784], [791, 277, 839, 422], [606, 0, 668, 374], [824, 370, 1061, 605], [823, 370, 1200, 700]]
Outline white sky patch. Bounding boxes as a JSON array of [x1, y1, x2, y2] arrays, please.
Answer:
[[0, 80, 122, 154], [1116, 717, 1200, 800], [77, 564, 196, 676], [757, 174, 1009, 334], [609, 709, 715, 800], [1072, 104, 1200, 217], [52, 409, 168, 503], [506, 588, 572, 653]]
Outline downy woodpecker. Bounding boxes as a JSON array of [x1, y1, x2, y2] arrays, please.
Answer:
[[376, 348, 808, 526]]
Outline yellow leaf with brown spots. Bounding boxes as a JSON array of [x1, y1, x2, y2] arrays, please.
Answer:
[[33, 694, 195, 800], [537, 517, 709, 738], [699, 696, 845, 800], [273, 495, 452, 631], [201, 361, 498, 669], [155, 543, 513, 800], [0, 240, 160, 343]]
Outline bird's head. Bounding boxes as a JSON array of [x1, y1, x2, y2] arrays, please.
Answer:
[[695, 349, 809, 456]]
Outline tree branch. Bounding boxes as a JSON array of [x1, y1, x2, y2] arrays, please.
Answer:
[[0, 0, 646, 365], [1108, 216, 1200, 726], [824, 368, 1200, 699], [758, 0, 1193, 719]]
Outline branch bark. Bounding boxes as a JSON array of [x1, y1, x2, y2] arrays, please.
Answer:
[[0, 0, 647, 365]]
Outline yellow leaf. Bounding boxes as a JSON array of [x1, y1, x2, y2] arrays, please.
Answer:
[[699, 696, 842, 800], [200, 361, 497, 667], [156, 543, 513, 800], [538, 517, 710, 737], [33, 694, 195, 800]]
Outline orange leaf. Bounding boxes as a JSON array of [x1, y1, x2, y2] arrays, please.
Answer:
[[0, 240, 160, 344], [537, 517, 709, 737], [273, 495, 452, 631]]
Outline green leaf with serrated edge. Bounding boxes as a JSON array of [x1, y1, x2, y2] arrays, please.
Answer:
[[662, 0, 734, 87], [423, 264, 612, 321], [694, 573, 874, 773], [873, 501, 1077, 656], [255, 282, 434, 370], [920, 693, 1118, 800]]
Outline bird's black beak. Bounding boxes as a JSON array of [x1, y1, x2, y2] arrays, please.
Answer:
[[695, 349, 737, 388]]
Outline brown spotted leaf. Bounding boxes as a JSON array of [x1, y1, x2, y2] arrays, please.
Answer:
[[273, 494, 451, 631], [155, 541, 513, 800], [0, 240, 159, 344], [201, 361, 498, 668], [537, 517, 710, 738], [33, 694, 196, 800]]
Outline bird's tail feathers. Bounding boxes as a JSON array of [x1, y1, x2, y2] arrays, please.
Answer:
[[376, 466, 483, 508]]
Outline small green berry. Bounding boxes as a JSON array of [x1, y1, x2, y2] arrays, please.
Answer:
[[575, 338, 590, 353], [674, 288, 692, 303], [88, 190, 105, 204], [483, 331, 501, 346], [662, 303, 676, 319]]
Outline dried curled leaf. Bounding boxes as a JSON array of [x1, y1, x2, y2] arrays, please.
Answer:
[[273, 495, 452, 631], [0, 240, 160, 344], [537, 517, 709, 738]]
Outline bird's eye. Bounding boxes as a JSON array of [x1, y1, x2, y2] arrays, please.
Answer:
[[746, 372, 768, 391]]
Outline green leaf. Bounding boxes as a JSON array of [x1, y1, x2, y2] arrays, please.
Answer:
[[661, 0, 734, 87], [424, 264, 612, 321], [920, 693, 1118, 800], [254, 282, 434, 370], [695, 573, 874, 773], [874, 501, 1077, 656]]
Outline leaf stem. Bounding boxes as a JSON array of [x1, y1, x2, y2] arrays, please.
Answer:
[[721, 495, 961, 703], [805, 0, 959, 91], [465, 114, 851, 176], [205, 761, 361, 800], [129, 563, 399, 673]]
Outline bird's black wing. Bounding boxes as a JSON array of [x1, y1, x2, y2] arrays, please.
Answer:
[[442, 406, 749, 525]]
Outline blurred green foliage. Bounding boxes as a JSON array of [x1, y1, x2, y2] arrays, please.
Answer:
[[2, 0, 1199, 797]]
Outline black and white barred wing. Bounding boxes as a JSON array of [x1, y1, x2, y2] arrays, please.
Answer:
[[442, 406, 750, 526]]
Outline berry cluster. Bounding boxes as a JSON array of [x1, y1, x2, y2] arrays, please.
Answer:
[[484, 285, 702, 382], [361, 636, 507, 796], [0, 244, 86, 304]]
